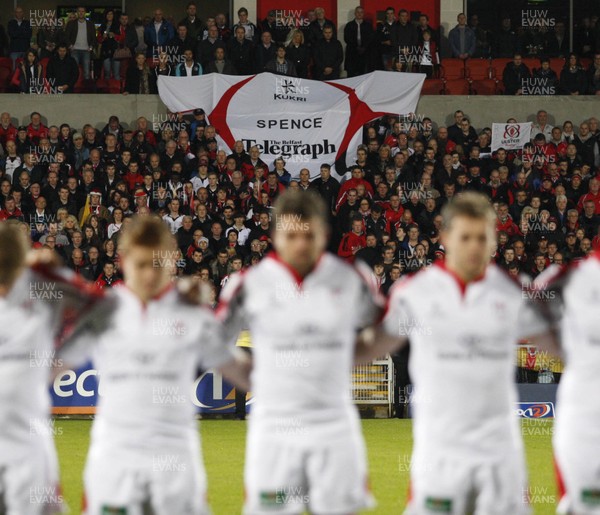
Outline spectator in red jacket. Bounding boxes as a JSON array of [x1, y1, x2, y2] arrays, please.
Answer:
[[578, 177, 600, 214], [496, 202, 521, 236], [94, 262, 124, 290], [26, 112, 48, 145], [123, 160, 144, 192], [338, 217, 366, 263], [0, 112, 17, 148], [336, 166, 375, 209]]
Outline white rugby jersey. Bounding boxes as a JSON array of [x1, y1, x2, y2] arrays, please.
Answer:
[[61, 285, 233, 466], [536, 251, 600, 439], [383, 261, 548, 459], [0, 267, 98, 464], [217, 252, 382, 435]]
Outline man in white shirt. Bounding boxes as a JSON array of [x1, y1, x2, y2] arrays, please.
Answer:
[[60, 215, 250, 515], [0, 222, 101, 514], [535, 253, 600, 515], [382, 192, 558, 515], [218, 190, 402, 515]]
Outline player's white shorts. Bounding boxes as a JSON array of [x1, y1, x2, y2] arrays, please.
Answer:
[[0, 445, 64, 515], [243, 428, 375, 515], [83, 448, 209, 515], [404, 451, 530, 515], [555, 438, 600, 514]]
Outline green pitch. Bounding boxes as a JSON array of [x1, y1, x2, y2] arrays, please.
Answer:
[[55, 418, 557, 514]]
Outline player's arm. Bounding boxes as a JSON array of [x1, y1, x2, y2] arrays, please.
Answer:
[[27, 248, 110, 369], [352, 262, 407, 365], [519, 265, 564, 358], [216, 348, 252, 392], [200, 272, 253, 391], [354, 326, 407, 365]]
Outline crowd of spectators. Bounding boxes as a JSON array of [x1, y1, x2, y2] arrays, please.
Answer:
[[2, 5, 600, 94], [0, 107, 598, 295]]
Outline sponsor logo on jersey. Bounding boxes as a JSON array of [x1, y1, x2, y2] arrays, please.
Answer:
[[515, 402, 555, 418], [582, 489, 600, 506], [101, 507, 127, 514], [425, 497, 452, 512]]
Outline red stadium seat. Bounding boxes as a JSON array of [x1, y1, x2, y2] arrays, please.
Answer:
[[491, 58, 512, 80], [0, 67, 12, 93], [580, 57, 591, 70], [549, 58, 565, 77], [443, 78, 471, 95], [470, 79, 500, 95], [420, 79, 445, 95], [439, 58, 466, 80], [466, 59, 492, 80], [522, 58, 541, 72], [0, 57, 12, 72]]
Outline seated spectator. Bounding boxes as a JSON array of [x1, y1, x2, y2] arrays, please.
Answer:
[[560, 53, 588, 95], [503, 53, 531, 95], [532, 58, 558, 95], [124, 51, 158, 94]]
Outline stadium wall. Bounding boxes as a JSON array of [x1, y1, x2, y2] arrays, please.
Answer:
[[4, 94, 600, 133]]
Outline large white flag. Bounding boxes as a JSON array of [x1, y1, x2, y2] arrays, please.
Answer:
[[158, 71, 425, 179], [491, 122, 532, 152]]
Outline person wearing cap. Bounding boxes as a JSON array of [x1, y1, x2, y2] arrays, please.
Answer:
[[225, 212, 251, 246], [79, 188, 109, 225], [259, 10, 288, 45]]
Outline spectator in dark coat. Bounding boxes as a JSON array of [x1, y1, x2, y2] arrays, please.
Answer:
[[448, 12, 476, 59], [228, 26, 254, 75], [492, 17, 519, 58], [344, 6, 375, 77], [390, 9, 419, 61], [46, 44, 80, 94], [178, 2, 204, 41], [306, 7, 336, 47], [254, 31, 277, 73], [197, 25, 225, 70], [7, 7, 31, 66], [124, 51, 157, 94], [206, 47, 237, 74], [313, 25, 343, 80], [286, 29, 310, 78], [587, 53, 600, 95], [560, 53, 588, 95], [18, 48, 44, 93], [502, 53, 531, 95], [143, 9, 174, 57]]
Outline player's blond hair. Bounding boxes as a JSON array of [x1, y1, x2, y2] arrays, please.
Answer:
[[118, 215, 176, 254], [0, 221, 29, 285], [441, 192, 496, 230]]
